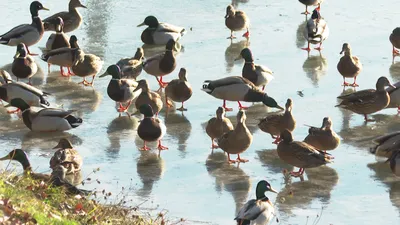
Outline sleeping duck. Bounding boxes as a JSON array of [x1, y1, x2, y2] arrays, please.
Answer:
[[137, 16, 185, 45]]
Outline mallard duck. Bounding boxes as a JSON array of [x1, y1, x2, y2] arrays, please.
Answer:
[[303, 117, 340, 152], [337, 43, 362, 87], [371, 131, 400, 158], [116, 47, 145, 79], [46, 17, 70, 51], [202, 76, 283, 111], [277, 129, 333, 177], [137, 104, 168, 155], [386, 81, 400, 112], [143, 39, 177, 88], [336, 76, 395, 122], [137, 16, 185, 45], [165, 68, 193, 111], [50, 138, 82, 174], [235, 180, 278, 225], [0, 1, 49, 55], [390, 28, 400, 57], [217, 110, 253, 163], [72, 48, 103, 86], [133, 79, 163, 116], [298, 0, 323, 15], [12, 43, 38, 84], [41, 35, 78, 76], [0, 70, 50, 113], [5, 98, 82, 132], [258, 98, 296, 144], [99, 65, 141, 115], [43, 0, 86, 33], [206, 107, 234, 150], [387, 150, 400, 176], [225, 5, 250, 39], [235, 48, 273, 91], [302, 9, 329, 52]]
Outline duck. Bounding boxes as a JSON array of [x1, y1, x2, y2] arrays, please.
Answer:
[[385, 81, 400, 112], [217, 110, 252, 163], [0, 1, 49, 55], [43, 0, 87, 33], [50, 138, 82, 174], [41, 35, 79, 76], [234, 180, 278, 225], [235, 48, 273, 91], [137, 15, 185, 45], [387, 150, 400, 176], [337, 43, 362, 87], [277, 129, 333, 177], [143, 39, 177, 89], [165, 68, 193, 111], [0, 70, 50, 112], [225, 5, 250, 39], [202, 76, 283, 111], [258, 98, 296, 144], [298, 0, 323, 15], [137, 104, 168, 155], [303, 117, 340, 152], [132, 79, 163, 116], [99, 65, 141, 115], [72, 48, 103, 86], [46, 17, 70, 51], [5, 98, 83, 132], [336, 76, 395, 122], [116, 47, 145, 80], [302, 9, 329, 52], [390, 27, 400, 57], [370, 131, 400, 158], [206, 107, 234, 150], [12, 43, 38, 84]]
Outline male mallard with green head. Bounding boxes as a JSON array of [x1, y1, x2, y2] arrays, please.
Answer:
[[43, 0, 87, 33], [277, 129, 333, 177], [202, 76, 283, 111], [165, 68, 193, 111], [51, 138, 82, 174], [99, 65, 141, 116], [137, 16, 185, 45], [225, 5, 250, 39], [336, 76, 395, 122], [137, 104, 168, 155], [116, 47, 145, 80], [236, 48, 273, 91], [46, 17, 70, 51], [0, 1, 49, 55], [206, 107, 234, 150], [5, 98, 82, 132], [337, 43, 362, 87], [218, 110, 252, 163], [133, 79, 163, 116], [235, 180, 278, 225], [302, 9, 329, 52], [12, 43, 38, 85], [143, 39, 177, 88], [304, 117, 340, 152]]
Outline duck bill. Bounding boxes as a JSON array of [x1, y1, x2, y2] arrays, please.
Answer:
[[339, 50, 344, 54], [276, 105, 284, 110], [234, 55, 242, 61], [79, 4, 87, 9], [0, 155, 10, 161], [52, 144, 61, 149], [137, 22, 146, 27], [13, 52, 20, 59], [99, 72, 109, 78], [224, 13, 229, 19], [269, 187, 278, 193], [132, 86, 141, 92], [41, 7, 50, 11], [389, 84, 396, 89]]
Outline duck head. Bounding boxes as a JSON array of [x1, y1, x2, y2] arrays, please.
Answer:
[[285, 98, 293, 112], [133, 79, 150, 92], [262, 94, 284, 110], [237, 110, 246, 123], [30, 1, 49, 17], [280, 129, 293, 143], [235, 48, 254, 62], [340, 43, 352, 55], [322, 117, 333, 130], [53, 138, 74, 149], [69, 35, 79, 48], [376, 76, 395, 91], [134, 47, 145, 61], [70, 0, 87, 9], [311, 9, 321, 20], [166, 39, 176, 52], [225, 5, 235, 18], [255, 180, 278, 199], [139, 104, 155, 117], [54, 17, 65, 33], [0, 149, 31, 170], [216, 107, 226, 119], [14, 43, 27, 59], [137, 16, 159, 28], [178, 68, 188, 82], [99, 65, 122, 79], [4, 98, 30, 111]]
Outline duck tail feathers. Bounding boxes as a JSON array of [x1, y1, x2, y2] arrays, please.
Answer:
[[40, 53, 49, 62], [42, 91, 51, 96], [65, 115, 83, 128], [201, 81, 212, 93], [0, 39, 8, 45], [234, 219, 250, 225]]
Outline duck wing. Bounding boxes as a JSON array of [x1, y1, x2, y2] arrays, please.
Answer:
[[0, 24, 33, 42], [337, 89, 376, 102], [203, 76, 253, 92], [158, 23, 185, 34], [372, 131, 400, 145], [37, 108, 76, 118], [291, 141, 332, 164], [235, 199, 269, 221]]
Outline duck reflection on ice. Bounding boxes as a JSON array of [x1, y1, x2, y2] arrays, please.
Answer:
[[296, 17, 308, 49], [225, 39, 250, 73], [256, 149, 293, 174], [302, 52, 327, 87], [164, 112, 191, 158], [389, 61, 400, 80], [136, 151, 165, 198], [0, 63, 45, 86], [368, 162, 400, 216], [106, 116, 139, 158], [231, 0, 249, 8], [337, 88, 356, 131], [276, 166, 338, 215], [21, 132, 83, 151], [206, 152, 251, 214], [142, 42, 184, 59]]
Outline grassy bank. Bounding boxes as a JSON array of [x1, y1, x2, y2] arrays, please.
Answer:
[[0, 171, 161, 225]]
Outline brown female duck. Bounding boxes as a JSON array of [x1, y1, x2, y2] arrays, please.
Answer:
[[43, 0, 87, 33], [72, 48, 103, 86], [116, 47, 145, 80], [225, 5, 250, 39], [165, 68, 193, 111], [206, 107, 234, 150], [133, 79, 163, 116], [304, 117, 340, 152], [337, 43, 362, 87]]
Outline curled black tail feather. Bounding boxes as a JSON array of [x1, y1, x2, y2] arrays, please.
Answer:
[[234, 219, 251, 225], [65, 115, 83, 128]]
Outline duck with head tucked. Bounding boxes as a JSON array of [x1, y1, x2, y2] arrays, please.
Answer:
[[116, 47, 145, 80], [0, 1, 49, 55], [46, 17, 70, 51], [298, 0, 323, 15], [217, 110, 252, 163], [43, 0, 87, 33], [337, 43, 362, 87], [50, 138, 82, 174], [133, 79, 163, 116], [206, 107, 234, 151], [225, 5, 250, 39], [99, 65, 141, 116], [236, 48, 274, 91], [371, 131, 400, 159], [12, 43, 38, 85], [143, 39, 177, 89], [165, 68, 193, 111], [235, 180, 278, 225], [137, 16, 185, 45], [202, 76, 283, 111], [304, 117, 340, 153], [336, 76, 395, 122], [302, 9, 329, 52]]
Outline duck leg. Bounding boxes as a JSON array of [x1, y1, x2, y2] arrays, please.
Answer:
[[156, 76, 168, 88], [78, 78, 89, 86], [227, 31, 236, 39], [290, 168, 304, 177], [236, 154, 248, 163], [314, 42, 323, 51], [85, 75, 96, 86], [227, 153, 236, 164], [211, 138, 219, 150], [350, 77, 359, 87], [60, 67, 68, 77], [272, 136, 281, 144], [140, 141, 151, 151], [117, 100, 132, 112], [165, 95, 173, 108], [67, 67, 75, 76], [301, 6, 310, 15], [157, 140, 168, 151], [242, 28, 250, 38], [47, 63, 51, 73], [223, 100, 233, 111], [176, 102, 187, 111], [342, 77, 350, 86], [26, 46, 38, 56], [237, 101, 248, 110], [364, 114, 375, 122], [301, 42, 311, 52]]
